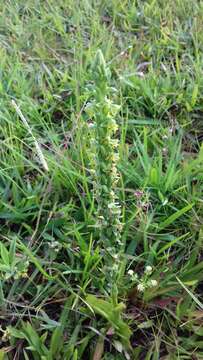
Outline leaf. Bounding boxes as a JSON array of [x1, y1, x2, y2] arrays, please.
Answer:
[[50, 296, 73, 358], [17, 240, 55, 280], [8, 326, 25, 339], [23, 322, 42, 349], [0, 281, 5, 307], [158, 203, 193, 231], [0, 244, 10, 266], [157, 233, 189, 255], [9, 237, 16, 265], [23, 350, 30, 360], [86, 294, 132, 349], [191, 84, 199, 107], [150, 167, 158, 186], [127, 119, 159, 126], [176, 277, 203, 310], [193, 326, 203, 336], [0, 349, 5, 360], [86, 295, 117, 320], [21, 322, 49, 358], [65, 324, 81, 360], [113, 340, 123, 353], [0, 265, 10, 272], [73, 349, 78, 360], [137, 320, 153, 329]]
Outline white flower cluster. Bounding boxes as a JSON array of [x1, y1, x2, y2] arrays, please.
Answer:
[[145, 265, 153, 275], [127, 266, 158, 293]]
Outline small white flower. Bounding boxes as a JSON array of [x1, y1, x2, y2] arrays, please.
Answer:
[[149, 279, 158, 287], [108, 202, 117, 209], [145, 265, 153, 275], [136, 71, 145, 77], [137, 283, 145, 292], [112, 263, 119, 271], [88, 122, 95, 128], [127, 269, 134, 276]]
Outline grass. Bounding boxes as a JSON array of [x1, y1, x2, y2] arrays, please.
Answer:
[[0, 0, 203, 358]]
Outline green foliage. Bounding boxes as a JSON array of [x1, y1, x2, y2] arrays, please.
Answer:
[[0, 0, 202, 359], [86, 293, 132, 349], [0, 239, 29, 280]]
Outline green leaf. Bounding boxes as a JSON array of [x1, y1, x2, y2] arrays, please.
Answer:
[[17, 240, 55, 280], [86, 294, 132, 349], [158, 203, 193, 231], [8, 326, 25, 339], [0, 349, 5, 360], [9, 237, 16, 265], [0, 244, 10, 266], [23, 350, 30, 360], [65, 324, 81, 360], [176, 277, 203, 310], [157, 233, 189, 255], [50, 296, 73, 358], [150, 167, 158, 186], [191, 84, 199, 107], [127, 119, 159, 126]]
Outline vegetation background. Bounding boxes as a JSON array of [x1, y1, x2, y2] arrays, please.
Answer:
[[0, 0, 203, 359]]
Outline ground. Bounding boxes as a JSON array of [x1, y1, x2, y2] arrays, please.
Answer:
[[0, 0, 203, 359]]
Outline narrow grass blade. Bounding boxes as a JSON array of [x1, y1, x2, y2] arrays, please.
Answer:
[[11, 100, 49, 172], [176, 277, 203, 310], [158, 204, 193, 231]]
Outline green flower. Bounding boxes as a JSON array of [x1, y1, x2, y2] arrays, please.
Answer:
[[85, 50, 123, 284]]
